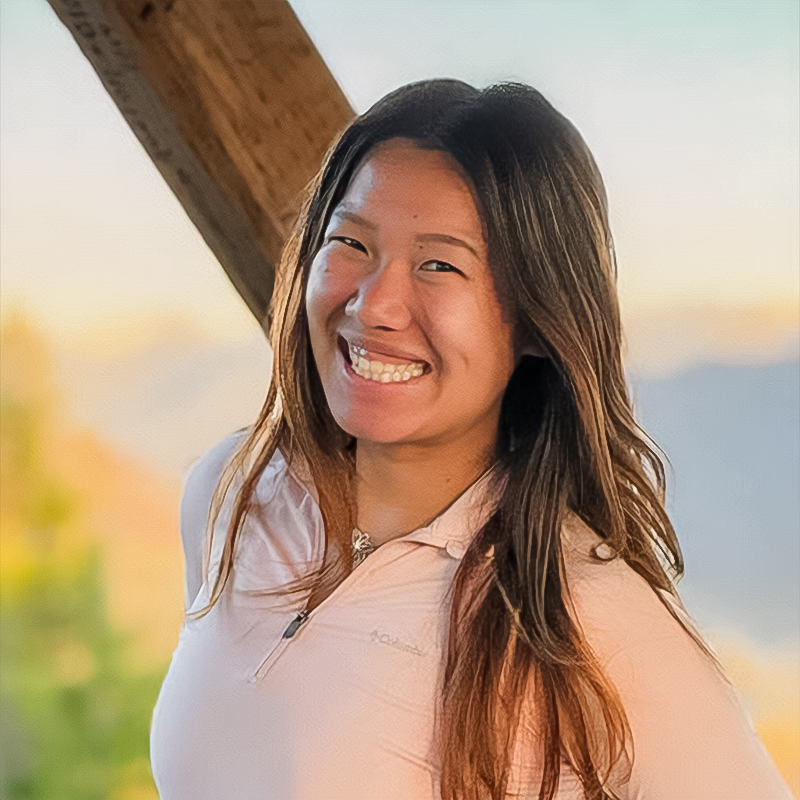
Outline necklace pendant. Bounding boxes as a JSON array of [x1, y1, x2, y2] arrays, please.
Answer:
[[351, 527, 376, 567]]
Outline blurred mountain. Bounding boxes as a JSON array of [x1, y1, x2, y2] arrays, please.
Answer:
[[631, 359, 800, 646], [57, 328, 272, 479], [54, 328, 799, 646]]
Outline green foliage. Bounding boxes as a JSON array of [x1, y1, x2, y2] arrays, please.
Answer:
[[0, 548, 165, 800], [0, 318, 165, 799]]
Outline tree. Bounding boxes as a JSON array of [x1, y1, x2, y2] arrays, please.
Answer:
[[0, 315, 163, 800]]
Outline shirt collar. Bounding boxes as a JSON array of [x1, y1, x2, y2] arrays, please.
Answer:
[[278, 448, 503, 561], [384, 465, 503, 560]]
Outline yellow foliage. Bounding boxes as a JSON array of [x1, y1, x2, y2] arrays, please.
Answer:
[[111, 757, 161, 800], [1, 311, 165, 797], [1, 312, 184, 664], [714, 636, 800, 797], [759, 713, 800, 797]]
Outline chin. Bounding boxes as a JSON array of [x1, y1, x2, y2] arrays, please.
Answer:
[[332, 406, 428, 445]]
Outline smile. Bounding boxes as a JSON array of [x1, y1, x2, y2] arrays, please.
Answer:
[[339, 337, 428, 384]]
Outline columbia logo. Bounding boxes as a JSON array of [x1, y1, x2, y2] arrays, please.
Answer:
[[370, 629, 423, 656]]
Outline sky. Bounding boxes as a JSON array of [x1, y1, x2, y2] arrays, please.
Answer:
[[1, 0, 798, 371]]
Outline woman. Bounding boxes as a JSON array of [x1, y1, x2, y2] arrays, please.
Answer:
[[150, 80, 791, 799]]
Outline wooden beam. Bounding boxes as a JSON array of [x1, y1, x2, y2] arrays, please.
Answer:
[[45, 0, 355, 325]]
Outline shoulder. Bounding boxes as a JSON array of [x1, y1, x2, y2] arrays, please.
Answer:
[[180, 431, 246, 520], [178, 431, 246, 609], [179, 431, 295, 608], [179, 430, 300, 525], [560, 515, 689, 658], [560, 514, 792, 800]]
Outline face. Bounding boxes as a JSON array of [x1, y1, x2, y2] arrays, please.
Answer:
[[306, 139, 517, 449]]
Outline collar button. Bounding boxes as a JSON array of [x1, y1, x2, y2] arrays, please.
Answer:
[[445, 541, 466, 559]]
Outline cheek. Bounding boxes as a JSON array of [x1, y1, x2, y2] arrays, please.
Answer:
[[306, 254, 351, 336], [436, 293, 515, 383]]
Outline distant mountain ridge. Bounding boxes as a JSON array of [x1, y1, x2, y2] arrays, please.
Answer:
[[57, 332, 273, 478], [56, 335, 799, 647], [631, 359, 800, 645]]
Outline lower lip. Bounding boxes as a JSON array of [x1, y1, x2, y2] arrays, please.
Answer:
[[338, 347, 428, 390]]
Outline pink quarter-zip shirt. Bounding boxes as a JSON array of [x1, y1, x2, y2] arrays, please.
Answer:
[[150, 432, 792, 799]]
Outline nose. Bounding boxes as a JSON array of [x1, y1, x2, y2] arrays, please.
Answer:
[[345, 259, 413, 331]]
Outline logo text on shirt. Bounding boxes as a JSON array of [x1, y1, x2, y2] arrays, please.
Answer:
[[370, 629, 423, 657]]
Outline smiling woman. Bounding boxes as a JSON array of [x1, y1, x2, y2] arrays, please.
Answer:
[[307, 140, 515, 462], [149, 81, 792, 800]]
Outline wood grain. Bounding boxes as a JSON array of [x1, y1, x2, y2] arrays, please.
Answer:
[[46, 0, 355, 324]]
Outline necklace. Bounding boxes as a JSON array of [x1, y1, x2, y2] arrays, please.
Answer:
[[351, 527, 377, 567]]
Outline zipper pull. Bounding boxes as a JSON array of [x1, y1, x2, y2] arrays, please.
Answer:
[[282, 610, 308, 639]]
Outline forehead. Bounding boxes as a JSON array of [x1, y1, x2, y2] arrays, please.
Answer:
[[332, 139, 486, 243]]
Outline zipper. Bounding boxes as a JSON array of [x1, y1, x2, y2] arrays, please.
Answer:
[[250, 540, 402, 681], [249, 615, 300, 681], [248, 611, 309, 682], [281, 610, 308, 639]]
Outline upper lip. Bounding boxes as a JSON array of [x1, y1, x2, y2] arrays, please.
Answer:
[[338, 333, 430, 365]]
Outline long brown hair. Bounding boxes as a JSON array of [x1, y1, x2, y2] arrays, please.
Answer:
[[197, 80, 695, 798]]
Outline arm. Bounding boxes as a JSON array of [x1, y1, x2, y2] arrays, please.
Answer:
[[565, 549, 793, 800]]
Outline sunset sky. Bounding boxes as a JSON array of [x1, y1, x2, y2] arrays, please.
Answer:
[[2, 0, 798, 373]]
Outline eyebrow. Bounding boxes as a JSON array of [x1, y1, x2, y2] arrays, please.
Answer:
[[330, 209, 377, 230], [412, 232, 480, 260], [331, 209, 481, 260]]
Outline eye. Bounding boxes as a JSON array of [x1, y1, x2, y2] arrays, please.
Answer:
[[329, 235, 367, 254], [420, 259, 460, 274]]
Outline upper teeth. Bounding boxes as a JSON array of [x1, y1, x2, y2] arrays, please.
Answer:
[[348, 344, 425, 383]]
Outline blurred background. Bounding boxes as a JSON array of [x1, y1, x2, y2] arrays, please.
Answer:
[[1, 0, 798, 797]]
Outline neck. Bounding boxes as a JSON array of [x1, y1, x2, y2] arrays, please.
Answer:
[[355, 433, 497, 546]]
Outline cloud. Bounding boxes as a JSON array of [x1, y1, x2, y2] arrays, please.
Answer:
[[623, 299, 799, 377]]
